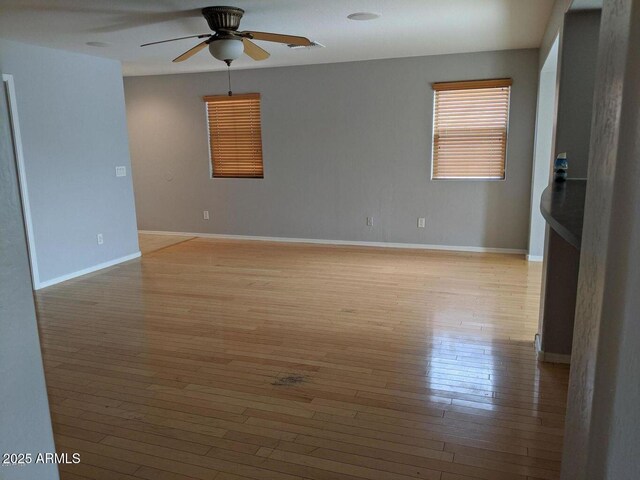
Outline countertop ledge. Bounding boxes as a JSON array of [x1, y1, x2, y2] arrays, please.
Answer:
[[540, 179, 586, 250]]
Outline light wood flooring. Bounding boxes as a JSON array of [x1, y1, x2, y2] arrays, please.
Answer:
[[35, 236, 569, 480], [138, 233, 195, 255]]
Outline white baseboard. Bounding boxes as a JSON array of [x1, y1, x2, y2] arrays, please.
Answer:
[[535, 334, 571, 364], [139, 230, 527, 256], [35, 251, 141, 290], [527, 255, 544, 262]]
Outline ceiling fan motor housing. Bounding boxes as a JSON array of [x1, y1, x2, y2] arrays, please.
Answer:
[[202, 6, 245, 32]]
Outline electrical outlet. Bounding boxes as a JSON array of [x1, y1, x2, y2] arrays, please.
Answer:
[[97, 233, 104, 245], [115, 166, 127, 177], [203, 210, 210, 220], [418, 217, 426, 228], [366, 217, 374, 227]]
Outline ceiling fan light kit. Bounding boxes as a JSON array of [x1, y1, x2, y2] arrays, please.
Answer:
[[209, 37, 244, 63], [141, 5, 313, 66]]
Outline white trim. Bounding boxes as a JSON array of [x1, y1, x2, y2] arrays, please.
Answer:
[[2, 73, 40, 289], [527, 255, 544, 262], [139, 230, 527, 255], [535, 334, 571, 364], [35, 252, 141, 290], [535, 334, 543, 360]]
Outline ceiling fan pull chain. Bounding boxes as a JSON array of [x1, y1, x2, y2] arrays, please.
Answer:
[[227, 62, 232, 96]]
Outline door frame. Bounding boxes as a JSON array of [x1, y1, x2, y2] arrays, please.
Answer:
[[2, 73, 40, 288]]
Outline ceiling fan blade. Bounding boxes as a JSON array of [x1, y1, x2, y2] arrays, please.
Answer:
[[172, 40, 208, 62], [242, 38, 270, 61], [243, 31, 312, 46], [141, 34, 211, 47]]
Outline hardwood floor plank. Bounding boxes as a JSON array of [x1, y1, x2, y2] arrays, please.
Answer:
[[138, 233, 195, 255], [34, 237, 568, 480], [56, 435, 218, 480], [133, 466, 203, 480]]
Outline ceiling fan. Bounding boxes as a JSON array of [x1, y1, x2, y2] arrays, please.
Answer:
[[141, 6, 313, 65]]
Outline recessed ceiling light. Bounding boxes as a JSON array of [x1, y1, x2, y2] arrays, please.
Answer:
[[86, 41, 110, 47], [347, 12, 380, 21]]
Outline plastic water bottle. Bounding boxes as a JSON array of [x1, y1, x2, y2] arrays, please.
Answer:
[[554, 153, 568, 182]]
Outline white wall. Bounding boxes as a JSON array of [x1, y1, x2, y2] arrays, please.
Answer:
[[528, 38, 560, 259], [125, 49, 539, 251], [0, 76, 58, 480], [0, 39, 140, 288]]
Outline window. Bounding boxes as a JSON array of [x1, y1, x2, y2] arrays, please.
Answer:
[[431, 79, 512, 180], [204, 93, 264, 178]]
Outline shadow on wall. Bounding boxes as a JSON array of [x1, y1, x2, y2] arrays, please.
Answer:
[[0, 3, 202, 34], [493, 0, 556, 46]]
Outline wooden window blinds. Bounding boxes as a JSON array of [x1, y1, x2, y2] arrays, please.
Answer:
[[432, 79, 512, 180], [204, 93, 264, 178]]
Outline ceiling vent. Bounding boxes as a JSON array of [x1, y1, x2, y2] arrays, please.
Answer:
[[286, 41, 325, 50]]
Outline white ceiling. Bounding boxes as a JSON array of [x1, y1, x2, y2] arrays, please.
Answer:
[[0, 0, 555, 76]]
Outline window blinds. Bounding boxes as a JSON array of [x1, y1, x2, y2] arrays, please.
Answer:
[[204, 93, 264, 178], [432, 79, 512, 179]]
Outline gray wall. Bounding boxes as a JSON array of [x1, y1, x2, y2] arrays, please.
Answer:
[[562, 0, 640, 477], [0, 78, 58, 479], [0, 39, 139, 286], [540, 227, 580, 355], [535, 9, 601, 359], [125, 49, 539, 250], [554, 10, 601, 178]]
